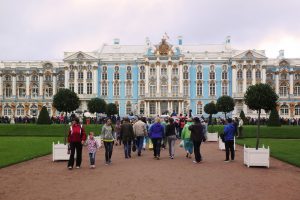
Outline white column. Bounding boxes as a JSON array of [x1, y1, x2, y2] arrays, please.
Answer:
[[145, 64, 149, 94], [275, 73, 279, 94], [289, 73, 294, 95], [83, 70, 87, 94], [64, 69, 69, 89], [158, 101, 160, 115], [242, 68, 247, 92], [167, 101, 170, 112], [12, 75, 17, 97], [74, 70, 78, 93], [262, 67, 266, 83], [93, 68, 97, 94], [0, 75, 2, 97], [168, 64, 171, 95], [25, 75, 30, 97], [53, 75, 57, 95], [178, 102, 182, 114], [252, 67, 256, 85], [232, 67, 237, 94], [156, 65, 160, 94], [179, 64, 183, 94], [39, 75, 43, 97]]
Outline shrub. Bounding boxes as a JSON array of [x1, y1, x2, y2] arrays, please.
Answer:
[[37, 106, 52, 124], [267, 108, 281, 127]]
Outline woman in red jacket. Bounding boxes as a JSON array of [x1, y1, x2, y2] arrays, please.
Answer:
[[68, 117, 87, 169]]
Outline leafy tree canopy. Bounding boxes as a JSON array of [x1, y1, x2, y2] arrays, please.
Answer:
[[88, 98, 107, 114], [106, 103, 118, 116], [53, 89, 80, 113], [216, 95, 235, 117]]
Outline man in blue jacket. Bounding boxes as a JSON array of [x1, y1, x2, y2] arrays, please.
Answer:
[[223, 118, 235, 162]]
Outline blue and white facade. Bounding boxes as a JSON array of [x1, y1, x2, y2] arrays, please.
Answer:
[[1, 36, 300, 118]]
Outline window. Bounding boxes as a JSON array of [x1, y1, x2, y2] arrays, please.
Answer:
[[209, 71, 215, 80], [294, 83, 300, 96], [149, 102, 156, 115], [150, 67, 156, 76], [140, 102, 145, 115], [126, 72, 132, 80], [280, 105, 289, 115], [78, 71, 83, 80], [256, 69, 261, 79], [69, 83, 74, 92], [183, 82, 189, 96], [69, 71, 74, 79], [196, 82, 202, 96], [115, 66, 119, 71], [4, 84, 12, 98], [114, 82, 120, 96], [197, 71, 203, 80], [222, 82, 228, 95], [126, 82, 132, 96], [149, 85, 156, 97], [127, 66, 131, 71], [140, 72, 145, 80], [161, 67, 167, 75], [4, 105, 12, 116], [161, 85, 168, 97], [114, 72, 120, 80], [58, 83, 64, 91], [30, 105, 38, 116], [237, 82, 243, 93], [31, 84, 39, 98], [44, 84, 53, 97], [31, 75, 38, 81], [87, 71, 92, 79], [102, 72, 107, 80], [237, 70, 243, 79], [172, 85, 179, 97], [77, 83, 83, 94], [246, 70, 252, 79], [101, 83, 107, 96], [126, 102, 132, 115], [295, 74, 300, 80], [18, 84, 26, 98], [183, 71, 189, 79], [222, 71, 227, 80], [279, 83, 288, 97], [16, 105, 24, 116], [267, 74, 273, 80], [18, 75, 25, 81], [295, 105, 300, 115], [58, 74, 65, 81], [209, 82, 215, 96], [139, 82, 145, 96], [280, 73, 287, 80], [172, 67, 178, 76], [45, 75, 52, 81], [87, 83, 92, 94], [5, 75, 11, 81], [140, 66, 145, 71], [196, 103, 203, 115]]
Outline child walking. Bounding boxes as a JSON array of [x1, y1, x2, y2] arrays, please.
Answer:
[[87, 132, 99, 169]]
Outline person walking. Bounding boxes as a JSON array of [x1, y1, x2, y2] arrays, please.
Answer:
[[149, 117, 164, 160], [115, 120, 122, 145], [181, 118, 193, 159], [67, 117, 87, 169], [86, 132, 99, 169], [224, 118, 235, 162], [165, 118, 177, 159], [120, 117, 134, 159], [188, 117, 204, 163], [101, 118, 115, 165], [133, 117, 147, 156]]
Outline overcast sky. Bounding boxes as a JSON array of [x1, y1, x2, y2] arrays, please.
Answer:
[[1, 0, 300, 60]]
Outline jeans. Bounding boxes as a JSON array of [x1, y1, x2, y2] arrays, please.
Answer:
[[151, 138, 162, 157], [103, 141, 114, 162], [123, 140, 132, 158], [167, 136, 176, 157], [68, 142, 82, 168], [89, 152, 96, 165], [136, 136, 144, 155], [225, 140, 235, 160], [193, 141, 202, 162], [184, 139, 193, 154]]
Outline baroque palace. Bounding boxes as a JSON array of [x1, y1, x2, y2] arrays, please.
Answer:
[[0, 36, 300, 118]]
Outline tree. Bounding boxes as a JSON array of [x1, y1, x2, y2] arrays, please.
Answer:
[[53, 89, 80, 144], [37, 106, 52, 124], [216, 95, 235, 118], [204, 102, 218, 125], [88, 98, 107, 114], [267, 108, 281, 127], [106, 103, 118, 117], [244, 83, 278, 149], [240, 110, 247, 124]]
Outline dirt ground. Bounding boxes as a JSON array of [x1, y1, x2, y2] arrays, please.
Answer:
[[0, 141, 300, 200]]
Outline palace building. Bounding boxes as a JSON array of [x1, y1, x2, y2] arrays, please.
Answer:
[[0, 36, 300, 118]]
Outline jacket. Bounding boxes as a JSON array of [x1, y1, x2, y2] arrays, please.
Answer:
[[188, 123, 204, 142], [87, 138, 99, 153], [224, 123, 235, 141], [120, 122, 134, 142], [133, 120, 147, 137], [68, 124, 87, 143], [181, 122, 193, 140], [101, 124, 114, 142], [165, 123, 176, 137], [149, 122, 164, 139]]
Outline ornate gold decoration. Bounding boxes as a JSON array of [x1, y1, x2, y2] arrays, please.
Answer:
[[155, 39, 173, 56], [279, 60, 289, 66]]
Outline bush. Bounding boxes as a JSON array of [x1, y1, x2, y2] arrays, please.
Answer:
[[268, 109, 281, 127], [37, 106, 52, 124]]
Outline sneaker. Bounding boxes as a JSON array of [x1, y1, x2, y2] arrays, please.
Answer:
[[76, 166, 80, 169], [105, 162, 109, 165], [171, 156, 174, 159], [138, 152, 141, 156], [92, 165, 96, 169], [68, 166, 73, 170], [224, 160, 230, 163], [193, 160, 200, 164]]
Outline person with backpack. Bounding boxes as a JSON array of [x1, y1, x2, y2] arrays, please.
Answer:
[[101, 118, 115, 165], [188, 117, 204, 163], [165, 118, 177, 159], [67, 117, 86, 170]]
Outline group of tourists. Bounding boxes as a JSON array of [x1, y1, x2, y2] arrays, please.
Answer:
[[67, 115, 237, 170]]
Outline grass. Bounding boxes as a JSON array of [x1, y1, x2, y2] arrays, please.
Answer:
[[0, 136, 63, 168], [236, 138, 300, 167], [0, 124, 103, 137], [208, 125, 300, 139]]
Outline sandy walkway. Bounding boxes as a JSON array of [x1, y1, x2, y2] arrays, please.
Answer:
[[0, 141, 300, 200]]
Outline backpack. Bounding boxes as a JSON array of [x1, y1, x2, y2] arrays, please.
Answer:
[[70, 124, 83, 137]]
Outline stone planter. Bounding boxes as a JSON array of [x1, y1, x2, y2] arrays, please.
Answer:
[[244, 145, 270, 168], [52, 141, 70, 161], [207, 132, 218, 142], [218, 136, 236, 150]]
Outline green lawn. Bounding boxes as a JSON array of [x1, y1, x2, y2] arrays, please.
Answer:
[[236, 138, 300, 167], [0, 136, 64, 168], [0, 124, 103, 137], [208, 125, 300, 139]]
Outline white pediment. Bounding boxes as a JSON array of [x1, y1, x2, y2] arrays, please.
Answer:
[[63, 51, 98, 61], [232, 50, 267, 60]]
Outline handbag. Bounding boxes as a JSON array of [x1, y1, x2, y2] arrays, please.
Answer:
[[179, 140, 184, 148], [132, 141, 137, 152], [67, 144, 71, 154], [220, 133, 225, 143]]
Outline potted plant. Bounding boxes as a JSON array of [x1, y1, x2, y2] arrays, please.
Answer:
[[204, 102, 218, 142], [243, 83, 278, 168]]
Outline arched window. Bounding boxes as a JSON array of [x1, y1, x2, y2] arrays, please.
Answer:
[[102, 72, 107, 80], [246, 69, 252, 79], [183, 66, 189, 79], [4, 105, 12, 116], [150, 67, 156, 76], [5, 75, 11, 81], [101, 82, 107, 96], [172, 67, 178, 76], [237, 69, 243, 79], [295, 105, 300, 115], [183, 81, 189, 96], [196, 82, 202, 96], [31, 75, 38, 81], [140, 102, 145, 115], [126, 72, 132, 80], [78, 71, 83, 79], [139, 82, 145, 96], [149, 82, 156, 97], [30, 104, 38, 116], [171, 80, 179, 97], [114, 82, 120, 96], [17, 84, 26, 98], [31, 84, 39, 98], [222, 71, 227, 80], [58, 83, 65, 91], [16, 104, 25, 116], [209, 82, 215, 96], [222, 82, 228, 95], [58, 74, 64, 81], [114, 71, 120, 80], [280, 73, 287, 80], [161, 66, 167, 75], [45, 74, 52, 81], [294, 83, 300, 96], [209, 71, 215, 80], [197, 71, 202, 80], [280, 105, 289, 115], [44, 84, 53, 97], [4, 84, 12, 98], [279, 83, 288, 97], [267, 73, 273, 80], [126, 82, 132, 96], [69, 71, 74, 79], [139, 71, 145, 80], [256, 69, 261, 79], [87, 71, 92, 79], [126, 102, 132, 115], [18, 75, 25, 81], [196, 102, 203, 115]]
